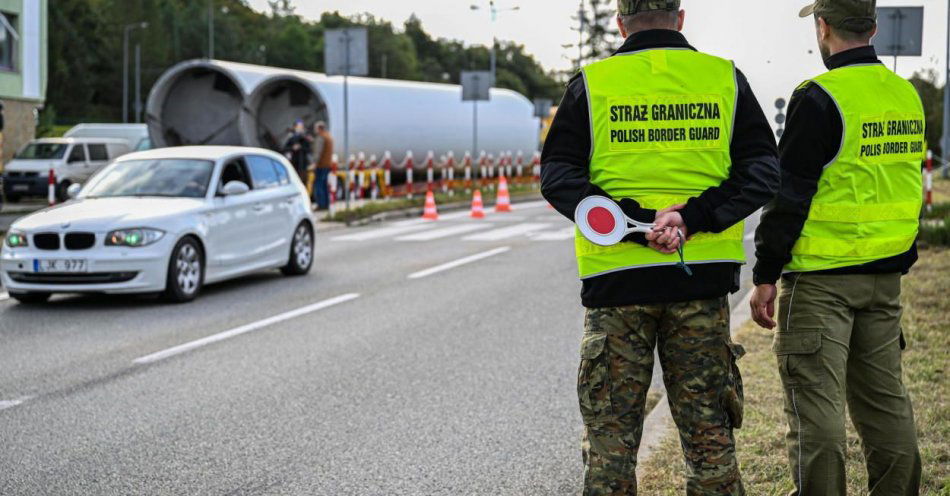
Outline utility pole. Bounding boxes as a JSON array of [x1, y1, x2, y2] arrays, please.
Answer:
[[943, 2, 950, 176], [470, 2, 520, 87], [208, 0, 215, 59], [122, 22, 148, 123], [134, 43, 142, 123], [381, 54, 387, 79]]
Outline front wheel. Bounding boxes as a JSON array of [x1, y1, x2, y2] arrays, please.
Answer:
[[164, 237, 204, 303], [281, 222, 314, 276], [10, 292, 51, 304], [56, 180, 72, 203]]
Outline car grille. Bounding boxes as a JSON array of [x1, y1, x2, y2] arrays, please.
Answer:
[[33, 233, 61, 250], [23, 172, 39, 178], [6, 172, 20, 177], [8, 272, 138, 285], [64, 232, 96, 250]]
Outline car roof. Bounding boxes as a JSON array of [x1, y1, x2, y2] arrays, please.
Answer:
[[116, 146, 286, 163], [31, 137, 131, 145]]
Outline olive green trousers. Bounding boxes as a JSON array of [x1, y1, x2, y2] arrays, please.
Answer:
[[775, 273, 921, 496]]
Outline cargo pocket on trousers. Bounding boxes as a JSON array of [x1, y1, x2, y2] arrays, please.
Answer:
[[578, 333, 611, 424], [772, 330, 823, 389], [721, 343, 746, 429]]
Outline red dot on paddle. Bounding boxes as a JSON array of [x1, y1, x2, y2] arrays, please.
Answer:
[[587, 206, 616, 235]]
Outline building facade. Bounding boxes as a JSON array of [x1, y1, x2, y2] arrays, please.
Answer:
[[0, 0, 47, 167]]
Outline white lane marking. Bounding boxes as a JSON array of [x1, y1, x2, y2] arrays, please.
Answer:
[[133, 293, 361, 365], [0, 396, 33, 412], [507, 200, 549, 210], [408, 247, 511, 280], [396, 224, 490, 241], [332, 224, 431, 242], [0, 292, 8, 302], [463, 223, 551, 241], [529, 227, 576, 241], [392, 211, 472, 227]]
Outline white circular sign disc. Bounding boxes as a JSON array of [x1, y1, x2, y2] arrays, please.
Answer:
[[574, 196, 627, 246]]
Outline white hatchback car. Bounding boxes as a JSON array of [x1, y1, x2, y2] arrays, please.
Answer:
[[1, 146, 315, 304]]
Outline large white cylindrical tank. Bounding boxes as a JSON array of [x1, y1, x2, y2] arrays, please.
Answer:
[[241, 70, 540, 167], [145, 60, 289, 148]]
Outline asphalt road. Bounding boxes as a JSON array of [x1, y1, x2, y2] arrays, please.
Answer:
[[0, 200, 759, 495]]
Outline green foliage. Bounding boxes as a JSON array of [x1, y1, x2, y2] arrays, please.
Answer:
[[43, 1, 562, 126], [909, 70, 944, 157]]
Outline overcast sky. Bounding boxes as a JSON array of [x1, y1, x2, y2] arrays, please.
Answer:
[[247, 0, 948, 120]]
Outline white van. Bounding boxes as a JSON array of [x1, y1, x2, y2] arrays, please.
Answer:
[[64, 123, 151, 151], [2, 138, 132, 202]]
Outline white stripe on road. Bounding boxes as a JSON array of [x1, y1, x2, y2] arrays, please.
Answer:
[[133, 293, 361, 365], [0, 396, 32, 412], [391, 211, 472, 227], [332, 224, 431, 242], [463, 223, 551, 241], [529, 227, 576, 241], [0, 292, 8, 302], [396, 224, 490, 241], [408, 247, 511, 280]]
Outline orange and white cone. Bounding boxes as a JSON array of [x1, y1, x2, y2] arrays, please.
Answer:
[[495, 176, 512, 213], [470, 190, 486, 219], [421, 190, 439, 220]]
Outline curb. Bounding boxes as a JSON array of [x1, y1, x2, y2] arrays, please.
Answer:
[[635, 288, 755, 473]]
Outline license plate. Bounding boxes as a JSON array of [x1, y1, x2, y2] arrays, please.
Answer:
[[12, 184, 29, 192], [33, 259, 88, 273]]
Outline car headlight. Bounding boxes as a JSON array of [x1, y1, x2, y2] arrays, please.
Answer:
[[106, 228, 165, 247], [5, 230, 28, 248]]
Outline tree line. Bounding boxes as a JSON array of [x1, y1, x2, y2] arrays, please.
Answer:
[[44, 0, 565, 127]]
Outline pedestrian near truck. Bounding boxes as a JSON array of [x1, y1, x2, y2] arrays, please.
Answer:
[[310, 121, 334, 210], [540, 0, 779, 493], [751, 1, 924, 494]]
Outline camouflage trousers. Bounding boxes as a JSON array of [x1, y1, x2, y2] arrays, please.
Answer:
[[578, 296, 746, 495]]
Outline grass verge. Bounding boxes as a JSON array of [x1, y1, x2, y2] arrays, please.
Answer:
[[638, 248, 950, 494]]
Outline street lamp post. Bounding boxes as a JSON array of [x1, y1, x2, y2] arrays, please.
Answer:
[[122, 22, 148, 124], [470, 1, 520, 87]]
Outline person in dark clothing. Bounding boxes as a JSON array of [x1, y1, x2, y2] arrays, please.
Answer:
[[283, 120, 311, 181], [540, 1, 779, 493], [750, 1, 924, 494]]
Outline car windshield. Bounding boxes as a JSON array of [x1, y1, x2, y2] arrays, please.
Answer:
[[83, 159, 214, 199], [15, 143, 68, 160]]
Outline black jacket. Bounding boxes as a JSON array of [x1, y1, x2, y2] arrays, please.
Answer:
[[753, 46, 918, 285], [540, 30, 780, 308]]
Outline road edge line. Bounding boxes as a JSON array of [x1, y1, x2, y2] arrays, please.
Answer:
[[132, 293, 361, 365], [407, 246, 511, 279]]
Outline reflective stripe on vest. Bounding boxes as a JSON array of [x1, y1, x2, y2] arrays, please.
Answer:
[[786, 64, 924, 272], [577, 49, 744, 279]]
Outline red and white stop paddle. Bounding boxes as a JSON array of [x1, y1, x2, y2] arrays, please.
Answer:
[[574, 195, 693, 275], [574, 195, 655, 246]]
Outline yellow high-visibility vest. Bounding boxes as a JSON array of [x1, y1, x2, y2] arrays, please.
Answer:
[[787, 64, 925, 272], [577, 49, 744, 279]]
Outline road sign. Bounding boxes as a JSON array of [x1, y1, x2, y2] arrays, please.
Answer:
[[775, 98, 786, 110], [324, 28, 369, 77], [874, 7, 924, 57], [461, 71, 492, 102], [533, 98, 553, 119]]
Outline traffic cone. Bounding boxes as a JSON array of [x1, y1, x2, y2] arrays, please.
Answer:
[[421, 190, 439, 220], [470, 190, 486, 219], [495, 176, 512, 213]]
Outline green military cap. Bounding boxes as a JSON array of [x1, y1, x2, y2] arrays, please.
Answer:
[[800, 0, 877, 31], [617, 0, 680, 16]]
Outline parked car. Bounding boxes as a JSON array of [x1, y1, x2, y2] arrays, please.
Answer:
[[64, 123, 151, 152], [2, 138, 132, 202], [0, 146, 315, 304]]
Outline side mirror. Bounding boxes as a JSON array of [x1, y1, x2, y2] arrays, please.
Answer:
[[66, 183, 82, 199], [221, 181, 250, 196]]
